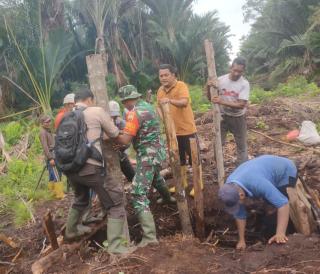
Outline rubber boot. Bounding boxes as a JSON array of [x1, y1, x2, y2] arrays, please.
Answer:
[[107, 218, 136, 254], [137, 211, 158, 248], [65, 208, 92, 241], [53, 182, 65, 199], [155, 183, 176, 204], [169, 166, 188, 193], [189, 165, 204, 197], [82, 206, 107, 225], [48, 181, 55, 191]]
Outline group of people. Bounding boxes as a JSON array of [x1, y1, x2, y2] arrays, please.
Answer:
[[39, 57, 298, 255]]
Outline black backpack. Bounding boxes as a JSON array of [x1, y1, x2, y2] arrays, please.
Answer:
[[54, 107, 102, 173]]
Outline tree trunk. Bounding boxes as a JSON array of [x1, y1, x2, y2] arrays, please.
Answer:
[[204, 39, 225, 187], [160, 102, 193, 236], [0, 84, 6, 116]]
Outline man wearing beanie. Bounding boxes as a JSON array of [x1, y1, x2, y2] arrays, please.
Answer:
[[218, 155, 298, 250]]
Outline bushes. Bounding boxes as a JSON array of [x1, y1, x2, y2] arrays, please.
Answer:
[[0, 158, 52, 227], [275, 76, 320, 97], [2, 121, 24, 146], [189, 85, 211, 113], [0, 119, 53, 227], [250, 76, 320, 104], [250, 87, 274, 104]]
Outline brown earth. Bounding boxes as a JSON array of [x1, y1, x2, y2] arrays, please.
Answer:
[[1, 97, 320, 274]]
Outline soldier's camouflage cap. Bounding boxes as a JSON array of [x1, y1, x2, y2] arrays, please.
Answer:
[[119, 85, 142, 101]]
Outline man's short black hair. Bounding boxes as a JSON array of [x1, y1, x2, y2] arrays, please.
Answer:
[[159, 64, 178, 75], [75, 88, 94, 102], [232, 57, 246, 69]]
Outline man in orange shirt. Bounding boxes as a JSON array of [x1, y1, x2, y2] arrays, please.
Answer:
[[54, 93, 75, 129], [157, 64, 202, 196]]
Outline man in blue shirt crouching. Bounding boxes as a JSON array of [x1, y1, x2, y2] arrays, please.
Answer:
[[218, 155, 298, 250]]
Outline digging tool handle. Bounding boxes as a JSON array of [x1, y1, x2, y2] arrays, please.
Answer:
[[34, 166, 47, 193]]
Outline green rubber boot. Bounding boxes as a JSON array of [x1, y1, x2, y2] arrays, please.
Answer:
[[137, 211, 158, 248], [65, 208, 92, 241], [107, 218, 136, 254], [154, 183, 176, 204]]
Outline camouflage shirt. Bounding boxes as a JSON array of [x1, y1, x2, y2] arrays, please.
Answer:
[[124, 100, 166, 165]]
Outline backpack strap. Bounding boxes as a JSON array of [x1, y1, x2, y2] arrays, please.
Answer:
[[75, 105, 105, 174]]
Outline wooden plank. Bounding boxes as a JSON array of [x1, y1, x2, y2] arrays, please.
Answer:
[[160, 102, 194, 236], [190, 138, 205, 240], [204, 39, 225, 187], [43, 211, 59, 250]]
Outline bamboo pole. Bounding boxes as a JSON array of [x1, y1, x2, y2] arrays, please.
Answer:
[[204, 39, 225, 187], [160, 102, 194, 236], [190, 138, 205, 240]]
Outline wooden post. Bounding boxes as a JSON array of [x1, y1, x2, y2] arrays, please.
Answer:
[[287, 179, 316, 235], [204, 39, 225, 187], [86, 54, 109, 111], [160, 102, 194, 236], [86, 53, 130, 243], [43, 211, 59, 250], [190, 138, 205, 240]]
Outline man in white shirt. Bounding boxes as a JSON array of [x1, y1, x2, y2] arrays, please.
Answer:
[[207, 57, 250, 164]]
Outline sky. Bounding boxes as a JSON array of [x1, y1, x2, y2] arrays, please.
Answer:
[[193, 0, 251, 59]]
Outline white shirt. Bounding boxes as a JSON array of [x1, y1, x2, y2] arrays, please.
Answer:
[[218, 74, 250, 117]]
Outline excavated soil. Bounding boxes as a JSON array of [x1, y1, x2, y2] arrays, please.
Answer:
[[1, 97, 320, 274]]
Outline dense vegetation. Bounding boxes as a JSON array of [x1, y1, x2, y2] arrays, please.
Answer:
[[241, 0, 320, 86], [0, 0, 231, 115]]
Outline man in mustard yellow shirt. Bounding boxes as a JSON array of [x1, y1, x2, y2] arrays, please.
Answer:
[[157, 64, 202, 196]]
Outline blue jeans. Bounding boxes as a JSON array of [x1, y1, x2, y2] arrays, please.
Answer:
[[47, 161, 61, 182]]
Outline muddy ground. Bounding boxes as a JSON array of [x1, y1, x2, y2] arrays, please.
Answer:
[[1, 97, 320, 274]]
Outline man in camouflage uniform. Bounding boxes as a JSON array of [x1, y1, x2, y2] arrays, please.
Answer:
[[117, 84, 173, 247]]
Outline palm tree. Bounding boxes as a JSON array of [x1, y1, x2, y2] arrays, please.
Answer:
[[74, 0, 136, 87], [241, 0, 320, 83], [2, 0, 73, 114], [141, 0, 230, 81]]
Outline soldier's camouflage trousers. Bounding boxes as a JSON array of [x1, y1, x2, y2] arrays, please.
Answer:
[[131, 158, 165, 213]]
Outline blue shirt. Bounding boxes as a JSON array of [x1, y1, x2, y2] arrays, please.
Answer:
[[226, 155, 297, 219]]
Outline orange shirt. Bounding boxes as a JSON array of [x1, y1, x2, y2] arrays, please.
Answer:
[[54, 108, 68, 129], [157, 81, 197, 136], [123, 110, 140, 136]]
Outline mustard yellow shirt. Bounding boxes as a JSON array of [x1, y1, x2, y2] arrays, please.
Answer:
[[157, 81, 197, 136]]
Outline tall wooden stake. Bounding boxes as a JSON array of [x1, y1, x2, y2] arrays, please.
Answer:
[[86, 54, 130, 242], [190, 138, 205, 240], [204, 39, 225, 187], [160, 102, 194, 236]]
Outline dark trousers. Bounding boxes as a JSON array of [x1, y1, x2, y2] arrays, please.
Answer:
[[67, 164, 114, 212], [119, 151, 135, 182], [221, 114, 248, 165], [177, 133, 199, 166]]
